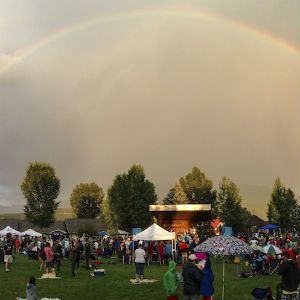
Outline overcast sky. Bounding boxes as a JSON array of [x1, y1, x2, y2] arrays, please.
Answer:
[[0, 0, 299, 208]]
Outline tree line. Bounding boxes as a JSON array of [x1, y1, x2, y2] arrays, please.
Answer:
[[21, 162, 300, 233]]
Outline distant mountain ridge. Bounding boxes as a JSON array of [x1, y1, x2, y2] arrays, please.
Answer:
[[0, 204, 24, 214], [0, 207, 74, 220]]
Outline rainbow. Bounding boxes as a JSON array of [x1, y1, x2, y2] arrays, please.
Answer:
[[1, 8, 299, 76]]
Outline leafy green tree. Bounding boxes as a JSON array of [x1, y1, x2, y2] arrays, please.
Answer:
[[21, 162, 60, 228], [70, 183, 104, 218], [163, 181, 187, 204], [267, 178, 297, 230], [179, 167, 217, 217], [217, 177, 250, 233], [107, 164, 157, 231], [101, 196, 118, 235]]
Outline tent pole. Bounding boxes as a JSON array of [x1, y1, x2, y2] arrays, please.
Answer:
[[222, 258, 225, 300]]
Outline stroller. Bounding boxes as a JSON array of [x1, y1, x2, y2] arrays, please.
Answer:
[[251, 287, 274, 300]]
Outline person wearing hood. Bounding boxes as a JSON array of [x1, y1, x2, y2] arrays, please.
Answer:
[[164, 260, 178, 300], [278, 252, 300, 300], [199, 258, 214, 300], [26, 276, 39, 300], [182, 254, 203, 300]]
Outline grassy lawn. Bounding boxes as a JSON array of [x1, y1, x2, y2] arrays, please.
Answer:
[[0, 255, 281, 299]]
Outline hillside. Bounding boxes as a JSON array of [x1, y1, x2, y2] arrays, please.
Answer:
[[0, 207, 75, 220], [239, 184, 271, 219]]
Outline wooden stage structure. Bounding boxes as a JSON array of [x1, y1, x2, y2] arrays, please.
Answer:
[[149, 204, 211, 234]]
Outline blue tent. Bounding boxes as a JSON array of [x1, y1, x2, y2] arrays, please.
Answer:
[[98, 231, 108, 236], [221, 227, 233, 236], [259, 224, 279, 230]]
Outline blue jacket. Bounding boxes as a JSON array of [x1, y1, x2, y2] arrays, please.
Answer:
[[200, 261, 214, 296]]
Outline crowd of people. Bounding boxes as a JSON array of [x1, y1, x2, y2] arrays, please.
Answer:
[[1, 227, 300, 300]]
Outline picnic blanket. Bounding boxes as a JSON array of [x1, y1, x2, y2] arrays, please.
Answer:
[[39, 273, 61, 279], [130, 279, 158, 284], [17, 298, 61, 300]]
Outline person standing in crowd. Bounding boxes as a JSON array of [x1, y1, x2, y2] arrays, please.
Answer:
[[134, 241, 146, 283], [70, 240, 80, 276], [158, 241, 165, 265], [278, 252, 300, 300], [180, 240, 189, 264], [182, 254, 203, 300], [64, 238, 70, 259], [164, 260, 179, 300], [199, 258, 214, 300], [15, 238, 21, 254], [147, 241, 154, 264], [53, 240, 62, 275], [43, 242, 54, 275], [165, 241, 173, 261], [84, 238, 91, 270], [4, 233, 14, 272], [76, 239, 83, 269], [38, 241, 46, 272]]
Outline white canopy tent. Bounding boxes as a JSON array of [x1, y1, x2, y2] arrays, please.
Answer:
[[133, 223, 175, 241], [132, 223, 176, 262], [0, 226, 21, 236], [21, 229, 42, 237]]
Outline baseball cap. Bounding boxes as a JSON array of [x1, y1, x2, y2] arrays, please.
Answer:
[[188, 254, 197, 261]]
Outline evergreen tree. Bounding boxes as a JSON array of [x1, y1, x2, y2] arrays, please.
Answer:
[[70, 183, 104, 218], [217, 177, 250, 233], [267, 178, 297, 230], [21, 162, 60, 228], [162, 187, 175, 204], [291, 200, 300, 231], [163, 181, 187, 204], [107, 164, 157, 231]]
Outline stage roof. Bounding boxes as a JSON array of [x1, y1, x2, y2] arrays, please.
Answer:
[[149, 204, 211, 212]]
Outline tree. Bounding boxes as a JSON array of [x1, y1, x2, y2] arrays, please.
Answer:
[[70, 183, 104, 218], [217, 177, 250, 233], [179, 167, 217, 217], [21, 162, 60, 228], [267, 178, 297, 230], [101, 196, 118, 235], [107, 164, 157, 231], [163, 181, 187, 204], [291, 199, 300, 231]]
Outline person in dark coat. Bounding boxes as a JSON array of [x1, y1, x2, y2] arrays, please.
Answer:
[[84, 238, 91, 270], [70, 240, 80, 276], [278, 252, 300, 300], [199, 258, 214, 300], [182, 254, 203, 300]]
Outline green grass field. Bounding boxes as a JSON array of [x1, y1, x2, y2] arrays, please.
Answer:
[[0, 255, 281, 299]]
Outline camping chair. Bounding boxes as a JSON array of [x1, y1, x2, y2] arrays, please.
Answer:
[[269, 259, 280, 275], [251, 259, 261, 275]]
